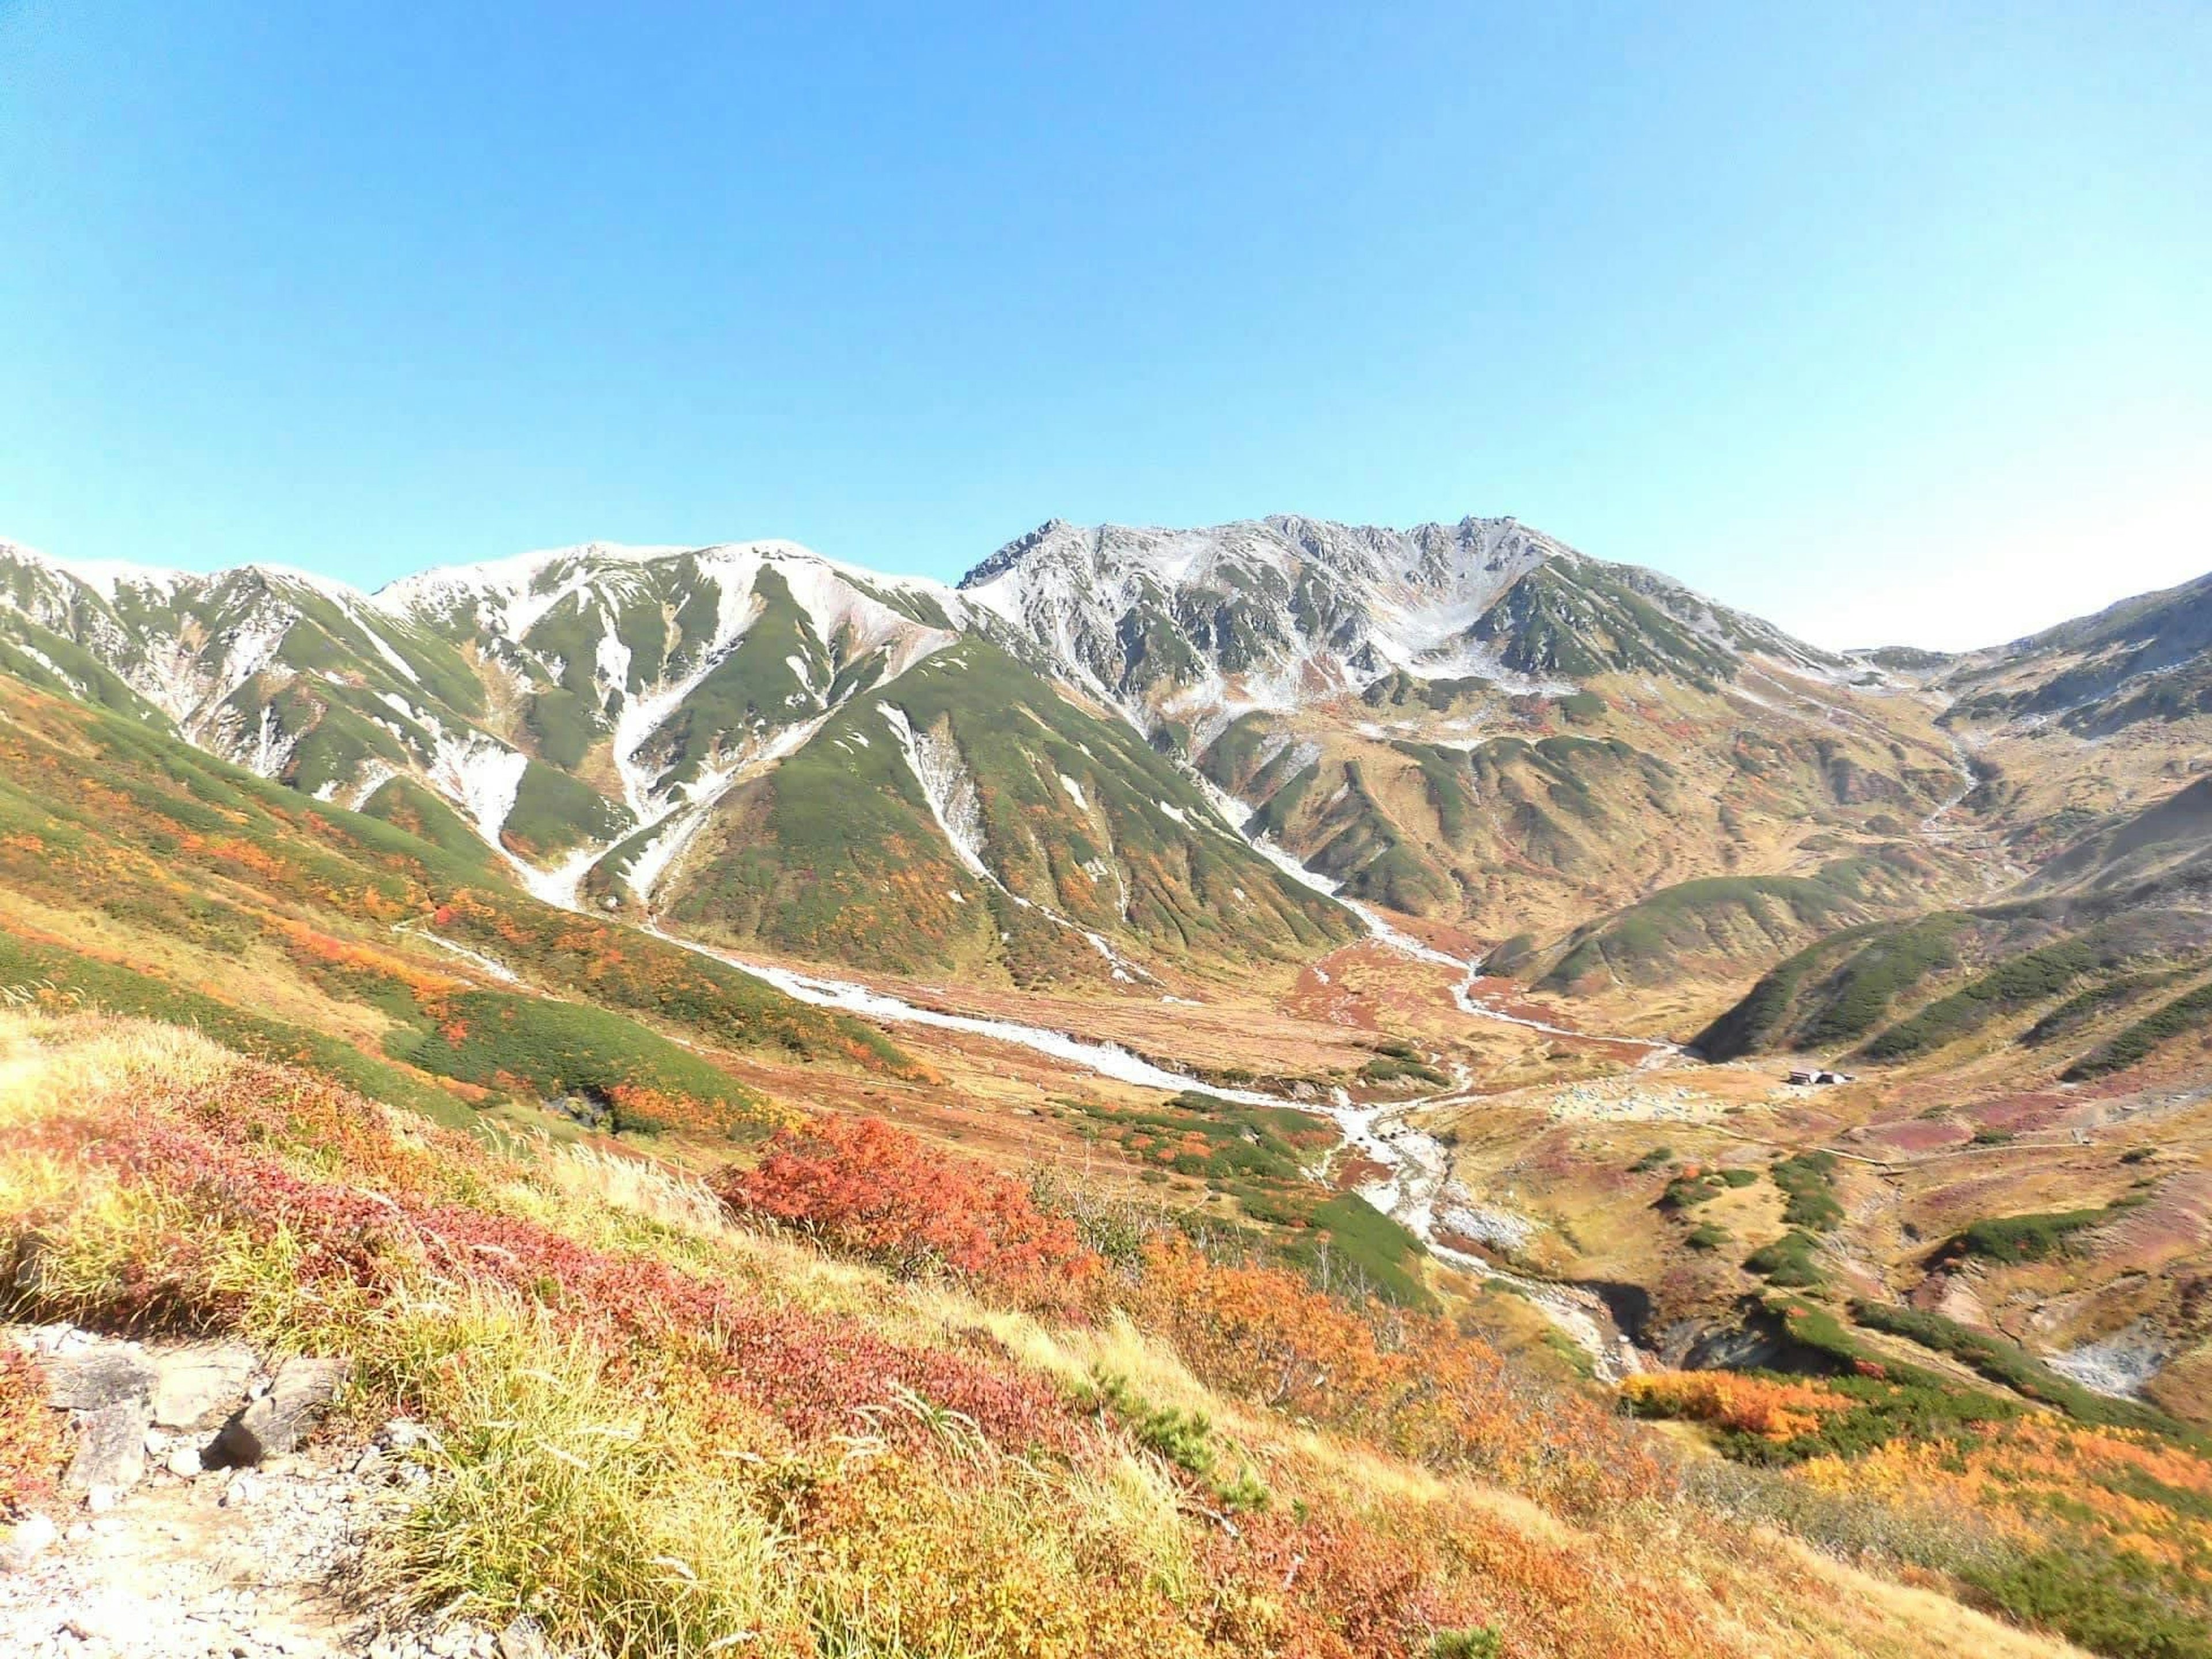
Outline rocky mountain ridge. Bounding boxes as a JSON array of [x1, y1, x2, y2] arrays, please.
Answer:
[[5, 521, 2207, 992]]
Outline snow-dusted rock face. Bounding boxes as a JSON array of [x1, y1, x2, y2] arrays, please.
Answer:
[[0, 537, 994, 895], [375, 540, 980, 820], [958, 516, 1840, 734], [0, 541, 465, 764], [0, 516, 1839, 844]]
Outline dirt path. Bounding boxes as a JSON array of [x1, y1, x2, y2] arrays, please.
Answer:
[[2, 1449, 381, 1659]]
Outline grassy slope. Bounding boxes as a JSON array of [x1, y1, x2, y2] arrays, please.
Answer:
[[1696, 898, 2212, 1074], [1508, 849, 1937, 999], [661, 641, 1360, 982], [0, 1010, 2097, 1659], [0, 675, 915, 1135]]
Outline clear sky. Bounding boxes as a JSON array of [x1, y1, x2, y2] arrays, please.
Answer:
[[2, 2, 2206, 650]]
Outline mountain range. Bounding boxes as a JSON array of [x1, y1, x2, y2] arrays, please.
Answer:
[[0, 515, 2107, 993], [9, 510, 2212, 1086], [9, 513, 2212, 1659]]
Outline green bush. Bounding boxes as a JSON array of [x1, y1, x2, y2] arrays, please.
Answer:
[[1661, 1174, 1722, 1210], [1770, 1151, 1843, 1230], [1431, 1629, 1503, 1659], [1963, 1547, 2212, 1659], [1953, 1198, 2143, 1264], [1092, 1373, 1267, 1513], [1744, 1230, 1825, 1287]]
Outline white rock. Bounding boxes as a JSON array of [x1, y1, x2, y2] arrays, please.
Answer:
[[0, 1510, 57, 1571]]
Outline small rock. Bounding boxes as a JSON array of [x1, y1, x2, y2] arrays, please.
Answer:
[[42, 1343, 157, 1413], [0, 1510, 57, 1572], [65, 1397, 153, 1495], [496, 1615, 550, 1659], [150, 1340, 259, 1431], [168, 1444, 206, 1480], [377, 1418, 435, 1453], [217, 1357, 349, 1466]]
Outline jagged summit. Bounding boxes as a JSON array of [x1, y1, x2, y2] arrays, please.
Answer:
[[957, 513, 1840, 728]]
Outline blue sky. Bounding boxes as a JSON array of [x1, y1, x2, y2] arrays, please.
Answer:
[[2, 1, 2206, 649]]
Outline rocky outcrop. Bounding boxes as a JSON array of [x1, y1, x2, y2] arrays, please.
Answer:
[[6, 1325, 353, 1516], [60, 1399, 150, 1502]]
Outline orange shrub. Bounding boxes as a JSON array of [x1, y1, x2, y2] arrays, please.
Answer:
[[0, 1346, 65, 1516], [716, 1113, 1097, 1305], [1620, 1370, 1849, 1441], [1128, 1236, 1673, 1518]]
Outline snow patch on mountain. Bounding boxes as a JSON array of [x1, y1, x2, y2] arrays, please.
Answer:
[[244, 703, 298, 778], [374, 541, 692, 635], [429, 730, 529, 847], [880, 704, 990, 882]]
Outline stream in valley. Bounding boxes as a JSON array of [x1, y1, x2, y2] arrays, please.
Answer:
[[641, 906, 1657, 1376]]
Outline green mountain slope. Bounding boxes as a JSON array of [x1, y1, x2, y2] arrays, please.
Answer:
[[1696, 779, 2212, 1074], [0, 672, 917, 1137]]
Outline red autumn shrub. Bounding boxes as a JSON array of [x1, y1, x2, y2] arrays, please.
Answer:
[[54, 1086, 1080, 1460], [716, 1113, 1096, 1302], [1202, 1497, 1489, 1659], [0, 1346, 65, 1516], [1620, 1371, 1847, 1441]]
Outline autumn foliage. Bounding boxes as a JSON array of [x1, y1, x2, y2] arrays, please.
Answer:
[[715, 1113, 1096, 1303], [1130, 1234, 1673, 1518], [1621, 1370, 1850, 1442], [714, 1110, 1671, 1521], [0, 1345, 65, 1516]]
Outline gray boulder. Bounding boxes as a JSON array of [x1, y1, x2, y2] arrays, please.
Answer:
[[64, 1396, 152, 1497], [150, 1340, 258, 1430], [42, 1343, 156, 1412], [216, 1355, 350, 1465]]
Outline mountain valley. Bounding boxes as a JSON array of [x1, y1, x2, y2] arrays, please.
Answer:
[[5, 513, 2212, 1659]]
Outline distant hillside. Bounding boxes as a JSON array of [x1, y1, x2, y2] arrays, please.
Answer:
[[10, 525, 2212, 1001], [1941, 567, 2212, 736], [1697, 777, 2212, 1077]]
